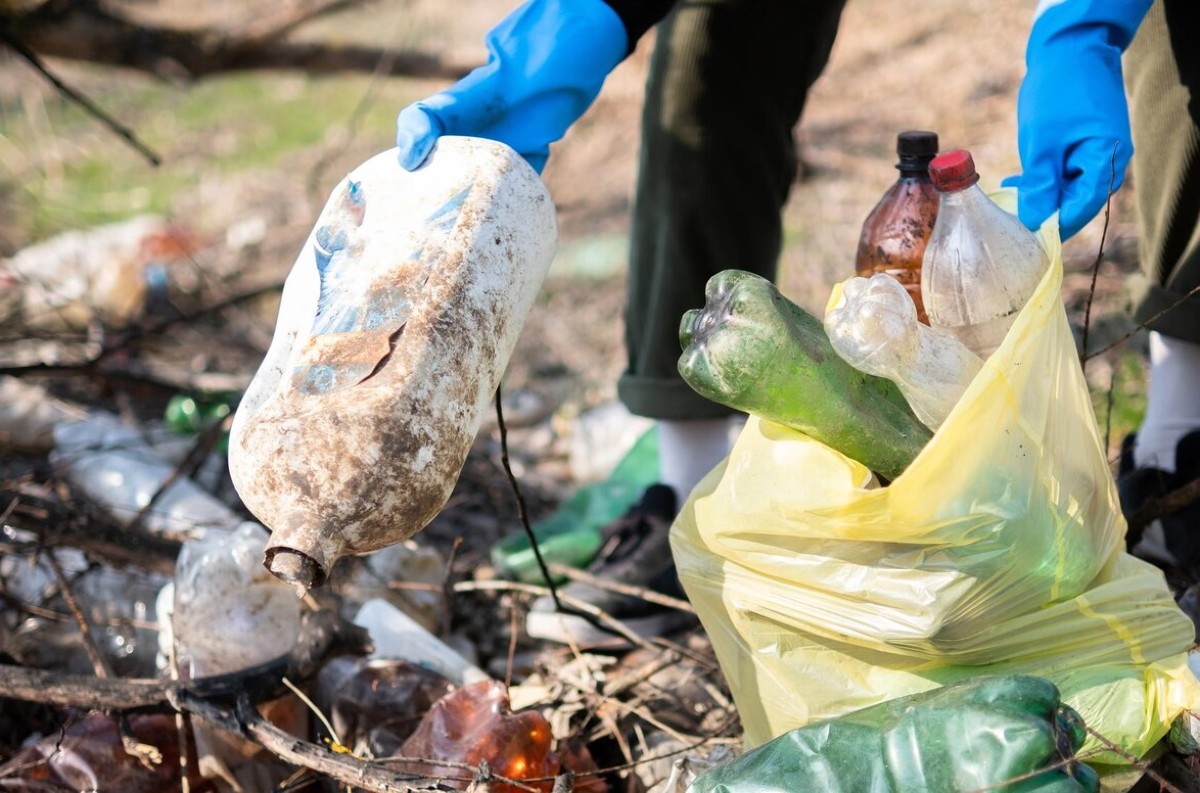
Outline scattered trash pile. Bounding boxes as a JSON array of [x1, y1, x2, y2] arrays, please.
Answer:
[[0, 377, 737, 790], [0, 147, 739, 792], [3, 136, 1200, 793]]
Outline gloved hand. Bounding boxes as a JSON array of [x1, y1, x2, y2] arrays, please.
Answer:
[[394, 0, 628, 174], [1007, 0, 1151, 240]]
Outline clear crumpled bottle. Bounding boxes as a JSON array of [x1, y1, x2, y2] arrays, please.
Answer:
[[920, 149, 1050, 358], [825, 273, 983, 431]]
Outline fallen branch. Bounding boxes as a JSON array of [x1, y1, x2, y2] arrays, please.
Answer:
[[2, 2, 473, 82], [0, 608, 369, 710]]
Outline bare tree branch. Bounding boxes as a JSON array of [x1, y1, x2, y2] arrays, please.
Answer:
[[1, 1, 472, 81]]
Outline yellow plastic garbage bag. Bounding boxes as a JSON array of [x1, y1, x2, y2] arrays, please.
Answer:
[[670, 199, 1199, 764]]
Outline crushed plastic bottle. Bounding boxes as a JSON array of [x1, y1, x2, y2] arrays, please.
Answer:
[[825, 273, 983, 430], [50, 412, 242, 540], [0, 713, 211, 792], [0, 215, 196, 331], [171, 522, 301, 677], [170, 522, 304, 791], [0, 537, 167, 677], [353, 598, 489, 685], [397, 680, 558, 793], [313, 656, 454, 758], [229, 137, 557, 591], [920, 149, 1050, 358]]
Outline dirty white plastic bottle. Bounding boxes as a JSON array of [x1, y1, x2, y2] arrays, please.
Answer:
[[825, 273, 983, 430], [228, 137, 557, 591], [920, 149, 1050, 358]]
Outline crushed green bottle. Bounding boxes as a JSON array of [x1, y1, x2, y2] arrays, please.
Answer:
[[490, 426, 658, 583]]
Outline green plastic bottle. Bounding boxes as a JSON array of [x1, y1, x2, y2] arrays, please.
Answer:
[[490, 426, 659, 583]]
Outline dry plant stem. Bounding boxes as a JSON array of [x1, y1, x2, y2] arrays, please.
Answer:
[[0, 29, 161, 165], [0, 282, 283, 383], [548, 562, 696, 614], [127, 419, 224, 536], [46, 551, 112, 679], [494, 384, 562, 611], [1079, 722, 1184, 793], [1085, 282, 1200, 361], [2, 2, 472, 82], [1079, 144, 1118, 366], [453, 579, 656, 651], [439, 536, 462, 640], [2, 483, 181, 574], [47, 551, 162, 769]]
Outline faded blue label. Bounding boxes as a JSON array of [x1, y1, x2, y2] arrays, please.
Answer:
[[289, 185, 472, 396]]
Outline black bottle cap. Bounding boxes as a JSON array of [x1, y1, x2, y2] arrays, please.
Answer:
[[897, 130, 939, 158]]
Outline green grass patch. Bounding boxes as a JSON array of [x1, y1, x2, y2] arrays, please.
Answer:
[[1089, 349, 1147, 461], [1, 67, 420, 242]]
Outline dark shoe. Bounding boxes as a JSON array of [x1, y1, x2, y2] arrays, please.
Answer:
[[1120, 430, 1200, 582], [525, 484, 696, 644]]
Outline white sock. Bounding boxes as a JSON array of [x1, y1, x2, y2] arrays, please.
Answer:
[[1134, 332, 1200, 472], [657, 417, 739, 501]]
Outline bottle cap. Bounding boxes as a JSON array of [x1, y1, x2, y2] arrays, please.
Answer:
[[929, 149, 980, 192], [896, 130, 938, 158]]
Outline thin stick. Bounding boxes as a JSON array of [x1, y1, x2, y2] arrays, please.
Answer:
[[549, 562, 695, 613], [1085, 282, 1200, 361], [1079, 142, 1118, 366], [45, 551, 110, 678], [494, 383, 562, 610], [0, 30, 161, 166]]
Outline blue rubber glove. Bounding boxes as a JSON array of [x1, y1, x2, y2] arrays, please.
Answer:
[[395, 0, 628, 174], [1008, 0, 1151, 240]]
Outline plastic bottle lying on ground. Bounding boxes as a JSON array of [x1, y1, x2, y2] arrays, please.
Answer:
[[825, 273, 983, 430], [229, 137, 557, 591], [50, 412, 242, 540]]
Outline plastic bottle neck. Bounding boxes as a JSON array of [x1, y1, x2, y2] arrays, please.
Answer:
[[935, 182, 986, 206], [897, 156, 934, 179]]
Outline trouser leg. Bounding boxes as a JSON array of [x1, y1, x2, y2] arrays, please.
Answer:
[[1125, 0, 1200, 343], [618, 0, 847, 420]]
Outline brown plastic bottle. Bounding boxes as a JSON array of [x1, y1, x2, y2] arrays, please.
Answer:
[[855, 130, 940, 323]]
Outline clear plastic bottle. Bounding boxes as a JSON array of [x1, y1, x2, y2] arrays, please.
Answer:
[[825, 274, 983, 430], [855, 130, 940, 324], [920, 149, 1049, 358]]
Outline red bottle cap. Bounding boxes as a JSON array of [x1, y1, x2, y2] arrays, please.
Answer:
[[929, 149, 980, 192]]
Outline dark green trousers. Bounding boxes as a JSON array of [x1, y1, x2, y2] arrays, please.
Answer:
[[1126, 0, 1200, 343], [618, 0, 847, 420]]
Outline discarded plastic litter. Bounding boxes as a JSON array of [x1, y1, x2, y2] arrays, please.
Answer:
[[825, 272, 983, 430], [688, 676, 1099, 793], [229, 137, 558, 591], [0, 215, 196, 331], [492, 424, 659, 583], [313, 656, 454, 758], [354, 598, 489, 686], [51, 412, 241, 539], [397, 680, 559, 793], [921, 150, 1050, 358]]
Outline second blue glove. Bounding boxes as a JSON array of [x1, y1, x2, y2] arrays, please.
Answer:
[[1010, 0, 1151, 240]]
